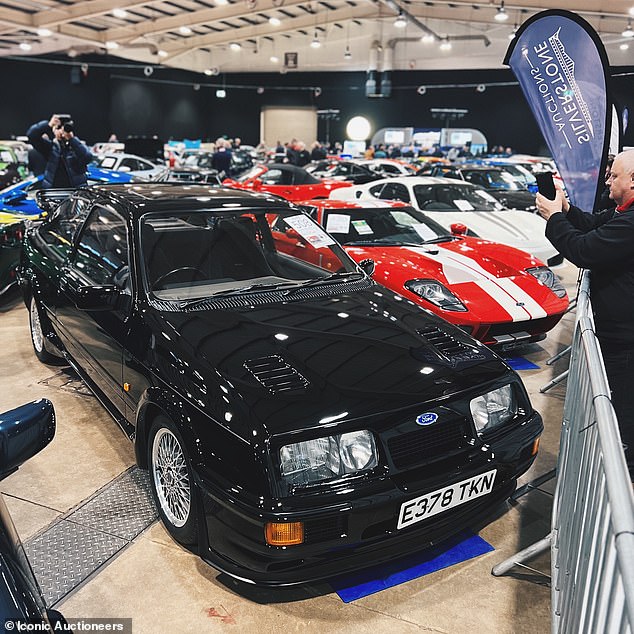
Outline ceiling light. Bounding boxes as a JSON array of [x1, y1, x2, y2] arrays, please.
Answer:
[[216, 89, 226, 98], [215, 0, 229, 5], [36, 28, 52, 37], [394, 11, 407, 29], [269, 17, 281, 26], [439, 37, 451, 51], [19, 42, 32, 51], [230, 42, 241, 51], [311, 32, 321, 49], [158, 49, 168, 58], [508, 25, 518, 40], [421, 33, 435, 44], [621, 43, 630, 51], [179, 26, 192, 35], [270, 55, 279, 63], [105, 41, 119, 49], [112, 8, 128, 19], [494, 1, 509, 22], [623, 21, 634, 37], [344, 45, 352, 59], [204, 68, 213, 76]]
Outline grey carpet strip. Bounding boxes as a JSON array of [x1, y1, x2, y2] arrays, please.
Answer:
[[25, 466, 158, 606]]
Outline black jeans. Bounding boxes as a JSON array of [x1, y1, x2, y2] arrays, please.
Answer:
[[602, 348, 634, 478]]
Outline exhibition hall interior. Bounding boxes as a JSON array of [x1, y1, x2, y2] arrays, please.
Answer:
[[0, 2, 632, 633]]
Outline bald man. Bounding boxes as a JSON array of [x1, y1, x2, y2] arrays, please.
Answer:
[[536, 149, 634, 480]]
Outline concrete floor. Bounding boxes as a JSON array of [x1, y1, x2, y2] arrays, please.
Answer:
[[0, 262, 578, 634]]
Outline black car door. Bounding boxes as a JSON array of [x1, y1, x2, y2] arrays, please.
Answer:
[[55, 204, 130, 415], [30, 196, 89, 319]]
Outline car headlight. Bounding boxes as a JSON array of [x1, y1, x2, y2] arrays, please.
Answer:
[[526, 266, 567, 298], [279, 430, 377, 487], [404, 279, 467, 312], [470, 385, 517, 433]]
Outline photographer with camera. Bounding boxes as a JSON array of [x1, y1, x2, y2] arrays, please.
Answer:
[[27, 114, 93, 189]]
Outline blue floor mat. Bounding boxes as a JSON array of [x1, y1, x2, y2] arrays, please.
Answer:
[[504, 357, 540, 370], [330, 531, 494, 602]]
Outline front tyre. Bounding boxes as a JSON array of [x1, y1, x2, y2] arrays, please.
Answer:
[[29, 296, 58, 364], [148, 415, 199, 547]]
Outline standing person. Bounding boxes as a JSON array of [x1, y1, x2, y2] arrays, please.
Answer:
[[27, 115, 92, 189], [274, 140, 285, 162], [286, 139, 299, 165], [310, 141, 327, 161], [535, 149, 634, 480], [295, 141, 311, 167], [211, 138, 232, 177]]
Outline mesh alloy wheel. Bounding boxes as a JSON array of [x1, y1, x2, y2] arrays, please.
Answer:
[[151, 427, 191, 528]]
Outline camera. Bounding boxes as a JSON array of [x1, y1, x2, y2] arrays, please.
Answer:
[[56, 122, 74, 134]]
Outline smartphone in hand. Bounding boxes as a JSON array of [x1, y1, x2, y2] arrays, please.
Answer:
[[536, 171, 557, 200]]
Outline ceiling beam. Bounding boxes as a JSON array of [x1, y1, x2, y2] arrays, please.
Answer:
[[104, 0, 312, 44], [32, 1, 150, 29], [158, 5, 378, 61]]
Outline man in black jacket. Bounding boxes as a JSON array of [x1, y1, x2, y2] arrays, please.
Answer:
[[536, 149, 634, 479], [27, 115, 92, 188]]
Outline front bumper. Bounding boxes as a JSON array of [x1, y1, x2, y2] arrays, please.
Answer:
[[196, 411, 543, 586]]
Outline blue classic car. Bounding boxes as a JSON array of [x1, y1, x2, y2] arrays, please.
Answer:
[[0, 399, 65, 628], [0, 166, 136, 217]]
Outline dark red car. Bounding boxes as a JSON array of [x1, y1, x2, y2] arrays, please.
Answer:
[[223, 163, 352, 201]]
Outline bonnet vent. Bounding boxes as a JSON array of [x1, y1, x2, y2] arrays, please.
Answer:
[[244, 355, 310, 393], [416, 325, 469, 358]]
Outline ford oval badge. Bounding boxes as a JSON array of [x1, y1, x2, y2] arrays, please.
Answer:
[[416, 412, 438, 426]]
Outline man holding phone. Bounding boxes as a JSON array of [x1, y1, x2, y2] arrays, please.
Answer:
[[536, 149, 634, 481], [26, 113, 92, 189]]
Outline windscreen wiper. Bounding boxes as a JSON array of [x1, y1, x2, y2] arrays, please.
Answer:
[[345, 239, 456, 247], [178, 282, 296, 309], [421, 236, 460, 244], [283, 271, 365, 296]]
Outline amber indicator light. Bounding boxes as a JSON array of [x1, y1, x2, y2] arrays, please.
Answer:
[[123, 382, 131, 392], [265, 521, 304, 546], [531, 437, 540, 456]]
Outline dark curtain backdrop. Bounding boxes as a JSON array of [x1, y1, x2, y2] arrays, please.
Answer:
[[2, 55, 633, 154]]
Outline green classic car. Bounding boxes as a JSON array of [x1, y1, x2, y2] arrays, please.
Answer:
[[0, 145, 27, 189], [0, 211, 28, 297]]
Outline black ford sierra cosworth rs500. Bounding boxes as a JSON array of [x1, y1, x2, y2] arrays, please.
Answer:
[[18, 183, 543, 585]]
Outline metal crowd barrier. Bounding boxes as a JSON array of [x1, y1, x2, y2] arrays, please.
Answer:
[[492, 270, 634, 633]]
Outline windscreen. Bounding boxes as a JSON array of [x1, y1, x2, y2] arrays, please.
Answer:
[[140, 208, 360, 301], [413, 183, 503, 212], [322, 206, 450, 245]]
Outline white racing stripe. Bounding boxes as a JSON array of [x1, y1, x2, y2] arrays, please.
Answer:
[[405, 247, 547, 321]]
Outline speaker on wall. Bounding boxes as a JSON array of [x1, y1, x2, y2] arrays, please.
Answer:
[[70, 66, 81, 85]]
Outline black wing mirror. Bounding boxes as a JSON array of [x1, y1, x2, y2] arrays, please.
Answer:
[[0, 400, 55, 480], [358, 258, 375, 277], [75, 285, 129, 311], [35, 189, 74, 214]]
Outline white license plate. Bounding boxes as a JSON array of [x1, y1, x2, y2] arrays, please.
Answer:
[[397, 469, 497, 530]]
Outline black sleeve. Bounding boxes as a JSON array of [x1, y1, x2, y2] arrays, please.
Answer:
[[565, 205, 613, 232], [26, 120, 53, 157], [545, 209, 634, 269]]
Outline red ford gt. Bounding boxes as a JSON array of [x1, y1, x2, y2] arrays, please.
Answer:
[[281, 199, 569, 349], [223, 163, 352, 201]]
